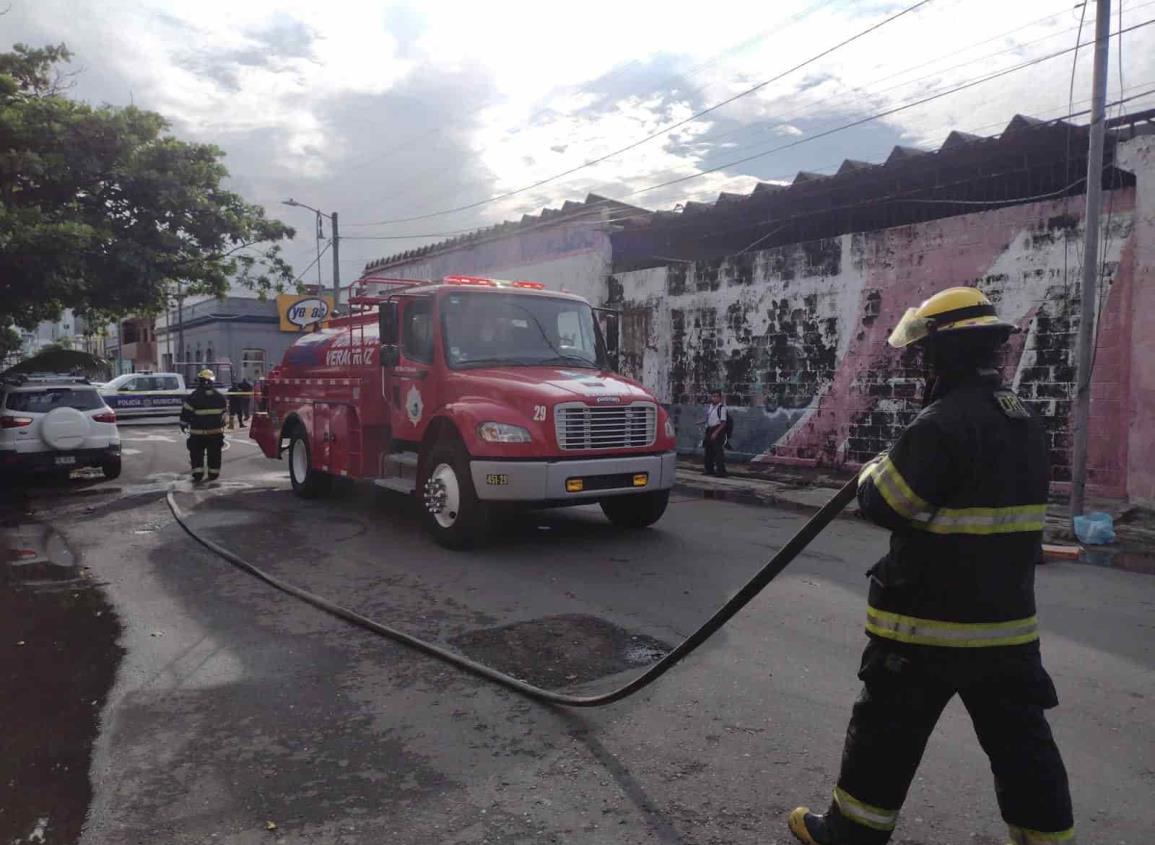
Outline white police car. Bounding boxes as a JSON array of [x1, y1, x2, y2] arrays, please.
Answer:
[[100, 372, 187, 418], [0, 376, 122, 479]]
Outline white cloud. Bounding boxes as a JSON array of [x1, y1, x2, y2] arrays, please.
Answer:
[[5, 0, 1155, 275]]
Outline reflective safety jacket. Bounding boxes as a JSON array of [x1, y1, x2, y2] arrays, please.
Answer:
[[180, 387, 228, 435], [857, 373, 1049, 649]]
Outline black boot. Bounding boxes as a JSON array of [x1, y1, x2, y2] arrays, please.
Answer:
[[788, 807, 838, 844]]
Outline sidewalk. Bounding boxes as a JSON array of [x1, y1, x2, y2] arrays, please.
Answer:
[[674, 459, 1155, 571]]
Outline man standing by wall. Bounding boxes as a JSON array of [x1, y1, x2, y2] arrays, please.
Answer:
[[703, 389, 728, 477]]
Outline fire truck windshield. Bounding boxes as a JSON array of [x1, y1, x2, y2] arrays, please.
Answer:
[[441, 292, 600, 369]]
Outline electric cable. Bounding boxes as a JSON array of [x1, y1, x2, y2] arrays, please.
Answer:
[[348, 0, 935, 227], [166, 476, 859, 707]]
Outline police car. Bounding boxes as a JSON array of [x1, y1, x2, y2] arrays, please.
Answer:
[[100, 372, 187, 418], [0, 376, 122, 479]]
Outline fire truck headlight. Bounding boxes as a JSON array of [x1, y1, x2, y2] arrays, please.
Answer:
[[664, 418, 676, 438], [478, 422, 533, 443]]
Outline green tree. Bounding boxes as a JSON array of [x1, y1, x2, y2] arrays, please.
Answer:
[[0, 43, 296, 332]]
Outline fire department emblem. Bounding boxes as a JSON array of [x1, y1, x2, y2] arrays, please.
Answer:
[[406, 385, 424, 425]]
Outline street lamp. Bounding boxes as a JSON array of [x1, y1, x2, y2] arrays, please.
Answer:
[[282, 198, 340, 308]]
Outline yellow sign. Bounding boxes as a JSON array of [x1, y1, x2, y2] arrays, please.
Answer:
[[277, 294, 334, 332]]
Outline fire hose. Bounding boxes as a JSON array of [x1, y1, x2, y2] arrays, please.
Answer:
[[166, 476, 858, 707]]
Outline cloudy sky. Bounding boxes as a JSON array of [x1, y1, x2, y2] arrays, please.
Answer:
[[7, 0, 1155, 285]]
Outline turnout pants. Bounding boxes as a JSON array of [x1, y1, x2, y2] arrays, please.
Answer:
[[703, 429, 726, 475], [824, 640, 1074, 845], [188, 433, 224, 481]]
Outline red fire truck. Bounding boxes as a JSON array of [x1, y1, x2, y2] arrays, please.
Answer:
[[251, 274, 677, 547]]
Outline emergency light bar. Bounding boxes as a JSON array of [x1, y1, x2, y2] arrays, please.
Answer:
[[442, 274, 547, 290]]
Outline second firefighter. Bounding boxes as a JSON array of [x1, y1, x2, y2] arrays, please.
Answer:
[[180, 369, 228, 483]]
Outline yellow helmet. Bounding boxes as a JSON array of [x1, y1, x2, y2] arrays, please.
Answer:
[[888, 287, 1016, 349], [197, 369, 216, 382]]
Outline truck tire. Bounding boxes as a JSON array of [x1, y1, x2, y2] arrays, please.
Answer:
[[101, 456, 122, 480], [600, 490, 670, 529], [288, 429, 331, 499], [419, 440, 490, 549]]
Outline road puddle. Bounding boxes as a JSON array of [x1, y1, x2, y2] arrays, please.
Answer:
[[1, 517, 124, 845], [450, 614, 671, 689]]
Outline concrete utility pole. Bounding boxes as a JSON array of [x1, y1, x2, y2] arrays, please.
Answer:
[[331, 211, 341, 311], [1070, 0, 1112, 521], [283, 199, 340, 312]]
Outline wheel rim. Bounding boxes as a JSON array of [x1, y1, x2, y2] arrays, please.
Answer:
[[291, 438, 308, 484], [424, 462, 461, 529]]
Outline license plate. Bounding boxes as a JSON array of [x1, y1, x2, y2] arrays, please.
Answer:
[[55, 456, 77, 466]]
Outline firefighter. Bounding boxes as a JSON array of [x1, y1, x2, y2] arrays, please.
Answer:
[[788, 288, 1075, 845], [180, 369, 228, 483]]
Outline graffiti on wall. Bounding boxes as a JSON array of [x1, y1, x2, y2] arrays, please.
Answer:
[[616, 193, 1138, 493]]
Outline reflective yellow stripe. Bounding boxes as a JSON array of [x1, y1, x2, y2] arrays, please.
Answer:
[[182, 402, 195, 411], [832, 787, 898, 832], [865, 456, 933, 522], [866, 607, 1039, 647], [189, 428, 224, 435], [920, 503, 1047, 535], [1008, 824, 1077, 843], [193, 408, 225, 415]]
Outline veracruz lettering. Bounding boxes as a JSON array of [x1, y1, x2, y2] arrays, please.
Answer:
[[324, 334, 376, 367]]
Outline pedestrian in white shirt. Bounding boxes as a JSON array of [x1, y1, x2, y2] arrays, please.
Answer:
[[703, 389, 728, 477]]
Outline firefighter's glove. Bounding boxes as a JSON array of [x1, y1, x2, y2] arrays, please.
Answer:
[[180, 423, 190, 436]]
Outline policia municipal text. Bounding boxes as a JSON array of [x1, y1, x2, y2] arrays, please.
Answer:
[[179, 369, 228, 483], [789, 288, 1075, 845]]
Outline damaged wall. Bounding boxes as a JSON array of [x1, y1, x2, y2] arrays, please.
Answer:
[[615, 136, 1155, 499]]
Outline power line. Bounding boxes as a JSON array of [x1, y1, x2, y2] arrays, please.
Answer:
[[344, 1, 1123, 232], [347, 0, 935, 227], [289, 241, 332, 286], [344, 0, 841, 187], [355, 85, 1155, 268], [608, 17, 1155, 204], [700, 0, 1155, 154]]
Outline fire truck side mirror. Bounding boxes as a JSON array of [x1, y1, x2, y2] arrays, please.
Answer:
[[379, 301, 400, 367], [379, 301, 399, 344]]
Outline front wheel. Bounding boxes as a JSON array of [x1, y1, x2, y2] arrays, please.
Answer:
[[600, 490, 670, 529], [419, 440, 490, 549], [288, 429, 331, 499]]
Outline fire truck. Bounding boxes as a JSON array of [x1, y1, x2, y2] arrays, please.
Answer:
[[250, 274, 678, 548]]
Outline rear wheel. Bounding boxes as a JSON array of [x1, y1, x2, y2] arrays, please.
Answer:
[[288, 429, 331, 499], [419, 439, 490, 549], [101, 456, 122, 480], [600, 490, 670, 529]]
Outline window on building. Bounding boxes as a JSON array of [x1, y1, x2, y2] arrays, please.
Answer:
[[403, 298, 434, 364], [241, 348, 265, 380], [205, 345, 214, 363]]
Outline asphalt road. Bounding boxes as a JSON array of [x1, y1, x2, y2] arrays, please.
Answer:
[[2, 421, 1153, 844]]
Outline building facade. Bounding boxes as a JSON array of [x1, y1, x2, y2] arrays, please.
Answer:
[[156, 296, 298, 384]]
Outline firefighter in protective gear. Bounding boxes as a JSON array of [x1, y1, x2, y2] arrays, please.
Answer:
[[180, 369, 228, 483], [788, 288, 1076, 845]]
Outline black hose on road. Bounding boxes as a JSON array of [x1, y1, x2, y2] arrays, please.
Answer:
[[166, 477, 858, 707]]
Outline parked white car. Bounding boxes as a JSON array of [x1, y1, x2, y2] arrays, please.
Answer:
[[0, 376, 122, 479], [100, 372, 187, 418]]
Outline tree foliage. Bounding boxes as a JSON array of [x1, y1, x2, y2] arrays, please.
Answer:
[[0, 43, 296, 331]]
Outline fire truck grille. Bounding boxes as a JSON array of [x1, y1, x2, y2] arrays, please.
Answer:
[[554, 403, 657, 451]]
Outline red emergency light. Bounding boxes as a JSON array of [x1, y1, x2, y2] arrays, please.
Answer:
[[443, 275, 498, 287], [511, 281, 546, 290]]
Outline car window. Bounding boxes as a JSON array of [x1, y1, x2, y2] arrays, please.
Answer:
[[4, 388, 105, 412], [161, 376, 181, 390], [119, 378, 139, 391], [403, 298, 434, 364]]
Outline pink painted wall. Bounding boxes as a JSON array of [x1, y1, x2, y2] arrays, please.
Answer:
[[1118, 136, 1155, 506], [618, 136, 1155, 500]]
